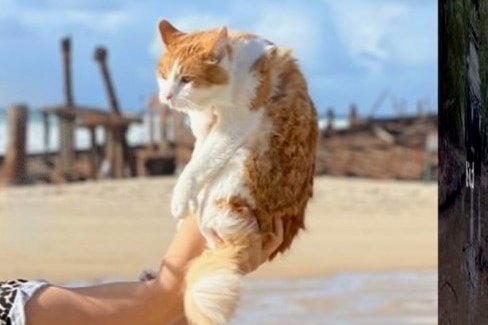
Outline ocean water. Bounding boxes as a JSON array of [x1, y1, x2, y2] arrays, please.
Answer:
[[61, 270, 437, 325], [232, 271, 437, 325], [0, 108, 348, 155]]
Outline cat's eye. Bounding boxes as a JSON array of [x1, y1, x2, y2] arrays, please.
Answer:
[[180, 76, 191, 84]]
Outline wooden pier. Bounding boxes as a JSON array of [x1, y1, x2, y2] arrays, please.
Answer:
[[40, 37, 143, 182], [0, 37, 438, 185]]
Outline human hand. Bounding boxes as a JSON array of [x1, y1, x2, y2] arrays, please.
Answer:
[[246, 217, 284, 273]]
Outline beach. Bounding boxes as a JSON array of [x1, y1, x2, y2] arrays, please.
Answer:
[[0, 176, 437, 324]]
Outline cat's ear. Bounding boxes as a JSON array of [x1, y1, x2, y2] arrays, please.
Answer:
[[158, 19, 184, 48], [209, 26, 229, 61]]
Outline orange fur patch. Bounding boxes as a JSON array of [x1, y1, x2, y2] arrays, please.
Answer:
[[245, 48, 318, 259], [157, 20, 229, 88], [204, 48, 317, 260]]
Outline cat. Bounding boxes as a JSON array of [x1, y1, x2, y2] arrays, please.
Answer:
[[156, 19, 318, 325]]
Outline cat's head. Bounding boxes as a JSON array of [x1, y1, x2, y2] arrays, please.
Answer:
[[156, 20, 232, 112]]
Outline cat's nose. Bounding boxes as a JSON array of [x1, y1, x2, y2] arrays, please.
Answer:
[[165, 93, 173, 100]]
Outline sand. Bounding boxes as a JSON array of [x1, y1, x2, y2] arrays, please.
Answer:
[[0, 176, 436, 282]]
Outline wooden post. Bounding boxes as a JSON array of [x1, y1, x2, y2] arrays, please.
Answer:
[[326, 108, 335, 133], [348, 103, 359, 127], [42, 111, 50, 157], [111, 127, 125, 178], [94, 47, 120, 114], [101, 126, 113, 178], [88, 126, 98, 179], [93, 47, 136, 177], [2, 105, 28, 184], [148, 106, 155, 149], [62, 37, 74, 107], [59, 37, 75, 174]]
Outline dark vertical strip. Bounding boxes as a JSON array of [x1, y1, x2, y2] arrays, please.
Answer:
[[440, 0, 488, 324]]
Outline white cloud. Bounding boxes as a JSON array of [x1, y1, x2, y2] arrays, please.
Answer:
[[326, 0, 436, 72], [147, 1, 325, 70], [249, 3, 324, 67], [0, 0, 436, 113], [23, 10, 131, 33], [149, 12, 231, 58], [0, 0, 132, 34]]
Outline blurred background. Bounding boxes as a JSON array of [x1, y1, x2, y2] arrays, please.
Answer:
[[0, 0, 437, 324]]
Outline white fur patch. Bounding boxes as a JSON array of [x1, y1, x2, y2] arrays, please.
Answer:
[[188, 109, 273, 247], [168, 32, 276, 246], [157, 60, 180, 106]]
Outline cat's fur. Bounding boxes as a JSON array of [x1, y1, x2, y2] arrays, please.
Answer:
[[156, 19, 318, 325]]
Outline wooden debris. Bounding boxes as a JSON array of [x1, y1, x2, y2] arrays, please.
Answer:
[[315, 113, 438, 180]]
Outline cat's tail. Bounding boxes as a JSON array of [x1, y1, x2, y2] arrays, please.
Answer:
[[184, 242, 252, 325]]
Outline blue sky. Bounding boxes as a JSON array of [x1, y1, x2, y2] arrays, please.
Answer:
[[0, 0, 437, 117]]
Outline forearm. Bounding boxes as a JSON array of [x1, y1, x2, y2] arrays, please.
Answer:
[[71, 280, 170, 319], [25, 279, 175, 325]]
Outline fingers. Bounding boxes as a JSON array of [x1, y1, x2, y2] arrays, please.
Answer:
[[238, 217, 285, 274]]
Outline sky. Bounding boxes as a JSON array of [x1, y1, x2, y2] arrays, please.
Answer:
[[0, 0, 437, 117]]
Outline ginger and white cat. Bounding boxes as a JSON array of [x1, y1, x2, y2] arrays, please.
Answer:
[[156, 19, 318, 325]]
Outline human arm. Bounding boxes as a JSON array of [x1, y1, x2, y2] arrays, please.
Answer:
[[24, 216, 206, 325], [24, 215, 284, 325]]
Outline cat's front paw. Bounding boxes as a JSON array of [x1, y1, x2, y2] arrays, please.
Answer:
[[171, 177, 197, 220], [188, 196, 199, 215], [171, 190, 190, 221]]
